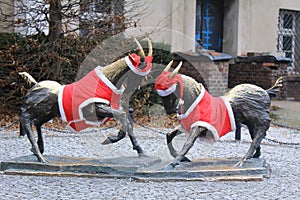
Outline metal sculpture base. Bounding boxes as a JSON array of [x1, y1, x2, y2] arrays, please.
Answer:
[[1, 155, 270, 181]]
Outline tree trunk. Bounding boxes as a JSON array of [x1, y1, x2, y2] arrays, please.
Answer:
[[48, 0, 63, 43]]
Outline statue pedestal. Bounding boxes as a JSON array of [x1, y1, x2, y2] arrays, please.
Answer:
[[1, 155, 270, 181]]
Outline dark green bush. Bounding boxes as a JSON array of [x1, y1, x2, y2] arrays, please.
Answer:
[[0, 34, 172, 117]]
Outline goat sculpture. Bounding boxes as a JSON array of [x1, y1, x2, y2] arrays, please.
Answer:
[[19, 38, 153, 163], [155, 61, 283, 169]]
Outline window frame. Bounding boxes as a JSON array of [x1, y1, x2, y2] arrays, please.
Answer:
[[278, 9, 298, 70]]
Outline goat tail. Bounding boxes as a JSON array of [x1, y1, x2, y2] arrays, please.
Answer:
[[18, 72, 37, 88], [266, 77, 283, 95]]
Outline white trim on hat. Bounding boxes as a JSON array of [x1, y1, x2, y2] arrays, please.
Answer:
[[125, 56, 151, 76], [156, 84, 176, 97]]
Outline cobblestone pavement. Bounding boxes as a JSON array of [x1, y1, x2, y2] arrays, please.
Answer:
[[1, 124, 300, 200]]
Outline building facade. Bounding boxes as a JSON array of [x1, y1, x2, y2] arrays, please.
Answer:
[[130, 0, 300, 71]]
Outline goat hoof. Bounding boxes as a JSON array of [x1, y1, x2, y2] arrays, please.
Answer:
[[253, 152, 261, 158], [31, 148, 48, 163], [181, 156, 191, 162], [101, 135, 124, 144], [37, 156, 49, 164], [234, 160, 244, 167], [164, 164, 175, 170], [101, 138, 113, 145], [138, 152, 148, 158]]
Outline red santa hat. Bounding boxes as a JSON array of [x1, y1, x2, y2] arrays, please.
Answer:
[[155, 71, 184, 105], [125, 53, 153, 76]]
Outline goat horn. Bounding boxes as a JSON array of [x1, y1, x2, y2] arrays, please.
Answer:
[[170, 61, 182, 78], [128, 54, 135, 61], [147, 37, 152, 56], [133, 37, 145, 57], [163, 60, 173, 72]]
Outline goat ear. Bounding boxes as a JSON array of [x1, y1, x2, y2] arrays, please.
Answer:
[[169, 61, 182, 78], [133, 37, 145, 57], [164, 60, 173, 72]]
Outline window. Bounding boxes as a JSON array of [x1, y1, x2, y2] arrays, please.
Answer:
[[278, 9, 300, 72], [195, 0, 224, 52]]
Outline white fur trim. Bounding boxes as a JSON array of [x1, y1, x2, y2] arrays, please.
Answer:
[[58, 85, 67, 122], [220, 96, 236, 131], [66, 118, 108, 133], [66, 120, 82, 133], [78, 98, 110, 125], [125, 56, 151, 76], [190, 121, 219, 141], [156, 84, 176, 97], [177, 83, 205, 120], [95, 66, 125, 94]]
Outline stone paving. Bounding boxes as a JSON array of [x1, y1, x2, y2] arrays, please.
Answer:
[[0, 124, 300, 199]]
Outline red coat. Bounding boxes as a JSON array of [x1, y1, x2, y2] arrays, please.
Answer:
[[58, 66, 124, 132], [177, 86, 236, 140]]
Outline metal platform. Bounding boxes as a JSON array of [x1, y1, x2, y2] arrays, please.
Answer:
[[0, 155, 270, 181]]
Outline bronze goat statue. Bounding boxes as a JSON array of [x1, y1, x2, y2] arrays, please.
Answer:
[[155, 61, 283, 169], [19, 38, 153, 163]]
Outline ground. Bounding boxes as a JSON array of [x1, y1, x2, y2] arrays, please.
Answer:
[[0, 100, 299, 199]]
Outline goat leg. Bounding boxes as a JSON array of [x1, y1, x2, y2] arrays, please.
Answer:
[[35, 124, 45, 154], [102, 130, 126, 144], [97, 104, 127, 144], [165, 126, 203, 170], [21, 119, 48, 163], [127, 109, 146, 156], [235, 130, 266, 167], [252, 146, 261, 158], [97, 104, 145, 156], [166, 126, 190, 162], [166, 127, 182, 158], [19, 121, 26, 137]]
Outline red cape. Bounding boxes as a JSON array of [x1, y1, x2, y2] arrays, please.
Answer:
[[178, 86, 236, 140], [58, 67, 124, 132]]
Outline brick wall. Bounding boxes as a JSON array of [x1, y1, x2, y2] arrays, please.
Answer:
[[284, 75, 300, 101], [170, 53, 300, 101], [228, 56, 291, 100], [228, 62, 288, 89], [173, 52, 230, 97]]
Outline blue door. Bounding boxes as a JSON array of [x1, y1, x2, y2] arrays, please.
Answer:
[[196, 0, 224, 52]]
